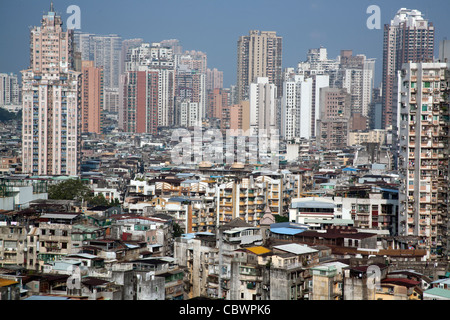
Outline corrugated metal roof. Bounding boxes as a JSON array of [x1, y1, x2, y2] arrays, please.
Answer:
[[423, 287, 450, 299], [181, 179, 200, 184], [431, 278, 450, 285], [0, 279, 18, 287], [304, 218, 353, 225], [291, 199, 335, 209], [270, 228, 305, 235], [223, 227, 258, 234], [124, 243, 140, 249], [24, 295, 71, 300], [67, 253, 98, 259], [246, 246, 271, 255], [273, 243, 318, 255], [381, 278, 421, 287], [40, 213, 79, 219]]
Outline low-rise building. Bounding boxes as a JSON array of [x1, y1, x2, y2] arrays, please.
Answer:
[[289, 197, 336, 225], [310, 261, 348, 300], [268, 243, 319, 300], [376, 277, 422, 300], [348, 129, 386, 146]]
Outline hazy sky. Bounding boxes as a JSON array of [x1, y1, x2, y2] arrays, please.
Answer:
[[1, 0, 449, 87]]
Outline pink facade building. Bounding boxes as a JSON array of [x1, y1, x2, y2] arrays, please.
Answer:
[[206, 68, 223, 91], [121, 70, 159, 134], [21, 4, 81, 175], [120, 43, 175, 133], [207, 88, 229, 120], [221, 101, 250, 134], [81, 61, 104, 134]]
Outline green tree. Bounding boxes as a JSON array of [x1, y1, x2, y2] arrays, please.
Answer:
[[173, 223, 184, 238], [48, 179, 92, 201], [274, 215, 289, 223], [109, 198, 121, 207], [0, 108, 20, 122], [88, 193, 109, 207]]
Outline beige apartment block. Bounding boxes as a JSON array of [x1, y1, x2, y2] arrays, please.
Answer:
[[397, 62, 449, 260]]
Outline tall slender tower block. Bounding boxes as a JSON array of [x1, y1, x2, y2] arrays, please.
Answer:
[[21, 4, 81, 175]]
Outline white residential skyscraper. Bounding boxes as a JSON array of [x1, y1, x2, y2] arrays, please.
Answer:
[[297, 47, 339, 76], [335, 51, 375, 117], [73, 32, 122, 89], [249, 77, 277, 135], [382, 8, 434, 129], [0, 73, 20, 107], [281, 75, 312, 140], [179, 100, 200, 127]]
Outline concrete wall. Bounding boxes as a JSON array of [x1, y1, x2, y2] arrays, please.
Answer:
[[136, 272, 165, 300], [0, 186, 48, 210], [111, 269, 134, 300], [0, 286, 20, 300], [312, 274, 333, 300], [269, 268, 289, 300]]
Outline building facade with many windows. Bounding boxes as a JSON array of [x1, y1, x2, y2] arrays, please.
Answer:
[[382, 8, 434, 129], [237, 30, 282, 102], [21, 5, 81, 176], [397, 62, 449, 260]]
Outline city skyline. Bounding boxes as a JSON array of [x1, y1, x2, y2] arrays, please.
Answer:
[[1, 0, 450, 88], [1, 1, 450, 303]]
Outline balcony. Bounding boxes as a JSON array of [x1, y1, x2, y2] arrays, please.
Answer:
[[270, 202, 279, 207]]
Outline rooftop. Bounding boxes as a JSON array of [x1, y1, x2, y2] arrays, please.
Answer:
[[291, 198, 335, 209], [245, 246, 271, 255], [423, 287, 450, 299], [24, 295, 72, 300], [273, 243, 318, 255], [40, 213, 80, 220], [0, 279, 18, 287], [381, 278, 421, 288], [270, 227, 306, 236]]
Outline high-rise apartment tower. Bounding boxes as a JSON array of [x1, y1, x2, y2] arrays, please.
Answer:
[[21, 4, 81, 175], [237, 30, 282, 102], [382, 8, 434, 129]]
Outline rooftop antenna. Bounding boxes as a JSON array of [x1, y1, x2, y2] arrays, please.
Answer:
[[50, 2, 54, 12]]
